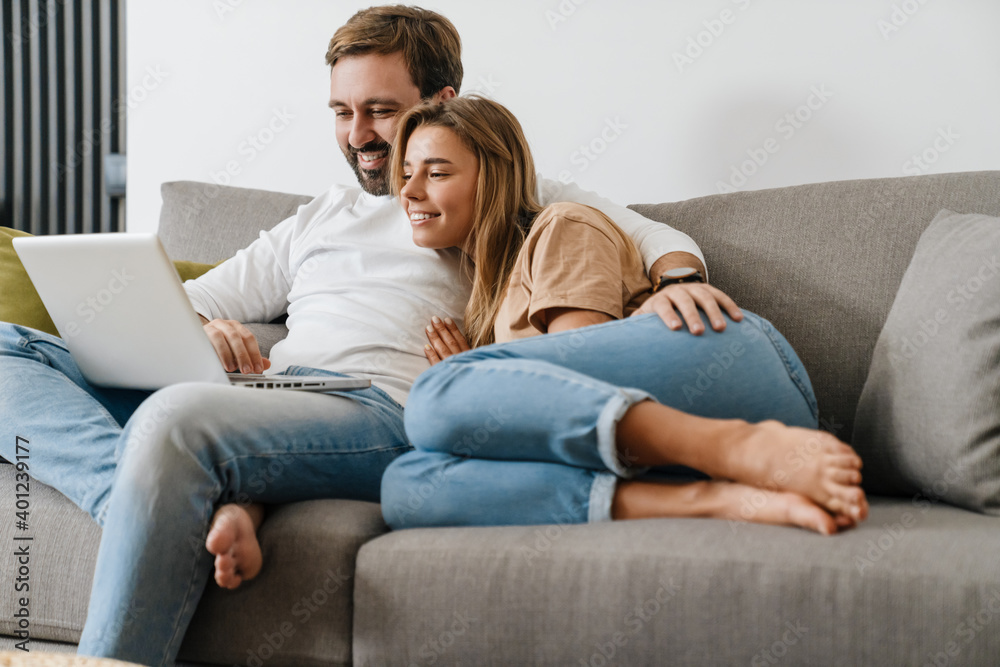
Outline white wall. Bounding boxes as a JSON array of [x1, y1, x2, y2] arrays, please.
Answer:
[[125, 0, 1000, 233]]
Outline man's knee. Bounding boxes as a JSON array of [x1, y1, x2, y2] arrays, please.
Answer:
[[0, 322, 61, 359], [119, 383, 227, 464]]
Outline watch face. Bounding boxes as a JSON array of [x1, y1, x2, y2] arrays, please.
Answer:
[[664, 267, 699, 279]]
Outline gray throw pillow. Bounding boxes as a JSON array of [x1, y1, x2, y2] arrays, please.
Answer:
[[853, 209, 1000, 513]]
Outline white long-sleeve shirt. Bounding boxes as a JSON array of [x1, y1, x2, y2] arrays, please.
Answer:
[[184, 177, 704, 406]]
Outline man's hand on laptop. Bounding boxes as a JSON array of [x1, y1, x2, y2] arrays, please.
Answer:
[[199, 316, 271, 374]]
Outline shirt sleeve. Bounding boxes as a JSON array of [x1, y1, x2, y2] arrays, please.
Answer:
[[523, 214, 628, 332], [183, 213, 296, 324], [536, 175, 707, 277]]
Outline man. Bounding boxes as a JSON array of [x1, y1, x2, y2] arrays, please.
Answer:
[[0, 6, 739, 665]]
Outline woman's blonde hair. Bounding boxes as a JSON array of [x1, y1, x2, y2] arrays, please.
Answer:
[[392, 95, 542, 348]]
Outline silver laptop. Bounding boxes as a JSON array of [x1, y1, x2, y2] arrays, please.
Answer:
[[13, 233, 370, 393]]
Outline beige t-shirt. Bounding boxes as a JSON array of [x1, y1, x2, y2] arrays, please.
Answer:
[[493, 203, 653, 343]]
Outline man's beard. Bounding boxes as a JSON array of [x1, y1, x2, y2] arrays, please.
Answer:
[[345, 139, 392, 196]]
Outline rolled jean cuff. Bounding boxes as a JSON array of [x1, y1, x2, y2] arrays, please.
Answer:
[[588, 472, 618, 523], [596, 387, 654, 478]]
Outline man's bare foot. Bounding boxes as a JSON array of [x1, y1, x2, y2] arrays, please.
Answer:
[[712, 420, 868, 523], [205, 503, 263, 590]]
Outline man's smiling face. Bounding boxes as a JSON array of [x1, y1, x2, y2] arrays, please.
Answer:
[[328, 51, 426, 196]]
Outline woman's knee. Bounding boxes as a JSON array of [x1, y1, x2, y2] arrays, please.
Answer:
[[729, 311, 817, 426], [381, 451, 454, 530], [404, 362, 477, 452]]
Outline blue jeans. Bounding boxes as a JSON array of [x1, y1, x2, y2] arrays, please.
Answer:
[[0, 322, 409, 666], [381, 311, 818, 529]]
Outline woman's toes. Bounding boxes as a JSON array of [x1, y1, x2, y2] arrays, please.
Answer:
[[830, 468, 862, 485], [827, 453, 862, 472], [786, 500, 836, 536]]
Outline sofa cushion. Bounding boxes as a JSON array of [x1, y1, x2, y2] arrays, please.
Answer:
[[1, 226, 222, 338], [158, 181, 313, 264], [853, 210, 1000, 508], [630, 171, 1000, 489], [354, 500, 1000, 665], [0, 226, 58, 336], [0, 466, 386, 666]]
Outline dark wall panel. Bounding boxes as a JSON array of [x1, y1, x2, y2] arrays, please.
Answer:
[[1, 0, 124, 234]]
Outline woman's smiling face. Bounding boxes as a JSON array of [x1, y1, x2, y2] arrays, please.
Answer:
[[400, 125, 480, 253]]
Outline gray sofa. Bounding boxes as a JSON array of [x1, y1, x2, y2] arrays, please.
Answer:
[[3, 172, 1000, 665]]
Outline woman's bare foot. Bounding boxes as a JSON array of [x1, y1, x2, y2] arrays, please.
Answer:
[[613, 479, 850, 536], [617, 406, 868, 525], [711, 480, 847, 536], [712, 420, 868, 523], [205, 503, 264, 590]]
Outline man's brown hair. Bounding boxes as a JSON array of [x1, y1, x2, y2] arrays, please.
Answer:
[[326, 5, 463, 99]]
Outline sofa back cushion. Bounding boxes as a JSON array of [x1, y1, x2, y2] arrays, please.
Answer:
[[157, 181, 314, 263], [630, 171, 1000, 448]]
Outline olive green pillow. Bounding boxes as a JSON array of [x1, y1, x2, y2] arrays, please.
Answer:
[[0, 227, 222, 338]]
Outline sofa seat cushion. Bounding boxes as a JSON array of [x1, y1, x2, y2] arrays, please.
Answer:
[[354, 499, 1000, 665], [0, 466, 386, 666], [629, 171, 1000, 484]]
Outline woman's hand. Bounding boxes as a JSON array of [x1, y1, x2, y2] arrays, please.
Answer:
[[424, 316, 470, 365], [631, 283, 743, 335]]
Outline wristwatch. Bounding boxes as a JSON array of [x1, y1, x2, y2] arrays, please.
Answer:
[[654, 267, 704, 292]]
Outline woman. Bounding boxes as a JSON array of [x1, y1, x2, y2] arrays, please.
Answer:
[[380, 95, 868, 535]]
